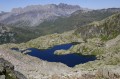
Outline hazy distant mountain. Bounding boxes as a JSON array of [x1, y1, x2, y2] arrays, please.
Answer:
[[36, 8, 120, 34], [0, 5, 120, 44], [0, 3, 85, 27]]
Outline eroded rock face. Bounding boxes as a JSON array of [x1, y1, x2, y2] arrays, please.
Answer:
[[0, 3, 82, 27], [0, 58, 27, 79]]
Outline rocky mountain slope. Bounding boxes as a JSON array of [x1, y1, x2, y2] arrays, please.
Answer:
[[1, 8, 120, 44], [9, 8, 120, 43], [51, 13, 120, 72], [6, 13, 120, 50], [0, 3, 82, 27], [0, 23, 16, 44], [0, 11, 120, 79], [75, 12, 120, 41], [36, 8, 120, 34]]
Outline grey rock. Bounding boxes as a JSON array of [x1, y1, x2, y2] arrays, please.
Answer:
[[0, 75, 5, 79], [0, 58, 27, 79], [96, 68, 120, 79], [0, 66, 4, 73], [0, 58, 14, 70], [14, 71, 27, 79]]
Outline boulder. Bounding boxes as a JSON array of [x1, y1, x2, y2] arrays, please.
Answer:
[[0, 58, 27, 79], [0, 58, 14, 70], [14, 71, 27, 79]]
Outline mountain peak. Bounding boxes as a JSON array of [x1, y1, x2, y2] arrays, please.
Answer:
[[1, 3, 82, 26], [11, 3, 81, 13]]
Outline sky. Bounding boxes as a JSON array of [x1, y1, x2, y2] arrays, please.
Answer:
[[0, 0, 120, 12]]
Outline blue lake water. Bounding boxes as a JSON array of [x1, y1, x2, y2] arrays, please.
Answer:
[[27, 43, 96, 67]]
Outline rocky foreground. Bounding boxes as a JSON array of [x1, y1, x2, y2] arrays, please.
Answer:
[[0, 49, 75, 79], [0, 58, 27, 79], [0, 48, 120, 79]]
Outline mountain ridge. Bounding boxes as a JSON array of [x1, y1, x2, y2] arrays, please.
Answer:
[[0, 7, 120, 44], [75, 12, 120, 41], [0, 3, 83, 27]]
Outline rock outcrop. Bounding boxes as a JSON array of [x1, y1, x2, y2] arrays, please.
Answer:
[[0, 58, 27, 79]]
